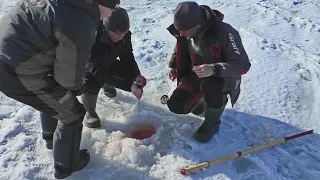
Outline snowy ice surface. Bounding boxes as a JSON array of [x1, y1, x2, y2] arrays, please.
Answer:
[[1, 0, 320, 179]]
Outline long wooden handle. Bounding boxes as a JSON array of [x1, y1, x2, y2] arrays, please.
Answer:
[[181, 130, 313, 175]]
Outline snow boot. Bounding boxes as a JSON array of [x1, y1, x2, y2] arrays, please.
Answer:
[[54, 149, 90, 179], [103, 84, 117, 98], [53, 120, 90, 179], [82, 93, 101, 128], [193, 104, 225, 142], [40, 112, 58, 150]]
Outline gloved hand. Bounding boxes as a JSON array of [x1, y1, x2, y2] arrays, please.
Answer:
[[135, 75, 147, 88], [169, 68, 177, 81], [131, 83, 143, 99]]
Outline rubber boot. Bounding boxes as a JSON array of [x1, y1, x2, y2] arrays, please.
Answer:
[[103, 84, 117, 98], [40, 112, 58, 150], [53, 120, 90, 179], [193, 104, 225, 142], [82, 93, 101, 128]]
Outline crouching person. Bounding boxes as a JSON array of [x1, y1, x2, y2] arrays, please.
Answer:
[[166, 2, 251, 142], [82, 8, 147, 128]]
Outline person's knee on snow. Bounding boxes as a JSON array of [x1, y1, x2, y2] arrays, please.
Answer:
[[167, 91, 204, 116], [167, 75, 202, 114], [167, 87, 193, 114]]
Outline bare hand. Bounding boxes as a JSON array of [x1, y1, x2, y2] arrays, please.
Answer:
[[193, 64, 215, 78], [131, 83, 143, 99], [169, 68, 177, 81]]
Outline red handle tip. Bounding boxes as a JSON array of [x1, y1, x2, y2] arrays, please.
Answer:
[[180, 169, 186, 175]]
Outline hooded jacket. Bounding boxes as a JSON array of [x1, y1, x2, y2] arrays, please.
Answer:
[[0, 0, 100, 92], [167, 5, 251, 106], [86, 21, 140, 92]]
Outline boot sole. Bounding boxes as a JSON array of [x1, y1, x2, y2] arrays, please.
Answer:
[[193, 129, 220, 142], [84, 121, 101, 128], [104, 92, 117, 98]]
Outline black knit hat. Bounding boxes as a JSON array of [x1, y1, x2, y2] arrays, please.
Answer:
[[174, 1, 201, 30], [103, 7, 130, 33], [95, 0, 120, 9]]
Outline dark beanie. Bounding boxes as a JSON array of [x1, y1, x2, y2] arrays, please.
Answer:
[[95, 0, 120, 9], [174, 1, 201, 30], [103, 7, 130, 33]]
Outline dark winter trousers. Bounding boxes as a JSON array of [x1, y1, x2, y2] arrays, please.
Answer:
[[167, 74, 228, 114], [0, 80, 85, 122], [84, 61, 136, 95], [0, 61, 86, 171]]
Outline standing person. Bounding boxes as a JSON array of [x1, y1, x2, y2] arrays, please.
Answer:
[[82, 8, 147, 128], [166, 2, 251, 142], [0, 0, 120, 179]]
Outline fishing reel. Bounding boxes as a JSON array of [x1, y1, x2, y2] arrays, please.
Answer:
[[160, 95, 169, 104]]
